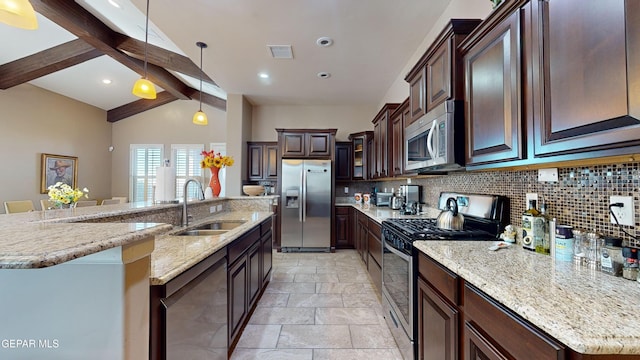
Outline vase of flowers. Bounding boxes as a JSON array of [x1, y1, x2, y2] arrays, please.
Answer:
[[47, 182, 89, 209], [200, 150, 234, 197]]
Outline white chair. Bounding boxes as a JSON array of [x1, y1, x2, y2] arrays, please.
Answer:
[[40, 199, 56, 210], [101, 199, 121, 205], [75, 200, 98, 207], [4, 200, 35, 214]]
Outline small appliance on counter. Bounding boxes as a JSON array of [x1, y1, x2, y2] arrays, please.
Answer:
[[375, 192, 393, 207], [400, 184, 422, 204]]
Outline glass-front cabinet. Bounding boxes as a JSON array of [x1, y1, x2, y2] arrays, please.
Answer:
[[349, 131, 373, 180]]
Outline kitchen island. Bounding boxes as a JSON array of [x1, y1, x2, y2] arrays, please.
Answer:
[[0, 196, 275, 360]]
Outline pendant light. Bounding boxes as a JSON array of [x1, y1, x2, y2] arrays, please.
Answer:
[[131, 0, 156, 99], [0, 0, 38, 30], [192, 41, 208, 125]]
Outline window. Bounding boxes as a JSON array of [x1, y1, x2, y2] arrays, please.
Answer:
[[172, 144, 204, 199], [130, 144, 163, 202]]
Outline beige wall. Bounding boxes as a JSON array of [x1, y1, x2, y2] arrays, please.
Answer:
[[226, 94, 253, 196], [251, 105, 377, 142], [111, 100, 226, 198], [0, 84, 112, 213], [379, 0, 493, 106]]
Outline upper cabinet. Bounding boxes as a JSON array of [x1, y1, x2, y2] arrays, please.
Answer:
[[462, 7, 523, 166], [334, 141, 353, 181], [247, 142, 278, 181], [276, 129, 337, 159], [372, 103, 400, 179], [405, 19, 481, 126], [462, 0, 640, 170], [390, 99, 409, 177], [349, 131, 374, 180], [530, 0, 640, 157]]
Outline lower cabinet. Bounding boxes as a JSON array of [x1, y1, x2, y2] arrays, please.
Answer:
[[149, 249, 228, 360], [354, 210, 368, 264], [417, 277, 459, 360], [334, 206, 353, 249], [367, 218, 382, 296]]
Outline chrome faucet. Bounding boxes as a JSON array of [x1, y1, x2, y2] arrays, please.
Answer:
[[182, 179, 205, 227]]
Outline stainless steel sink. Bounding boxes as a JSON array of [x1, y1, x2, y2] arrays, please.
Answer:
[[176, 220, 246, 236], [177, 229, 229, 236], [194, 220, 246, 231]]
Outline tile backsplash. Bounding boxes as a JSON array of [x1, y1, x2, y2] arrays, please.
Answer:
[[362, 163, 640, 247]]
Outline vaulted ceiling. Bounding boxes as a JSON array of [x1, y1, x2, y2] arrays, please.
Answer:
[[1, 0, 455, 122]]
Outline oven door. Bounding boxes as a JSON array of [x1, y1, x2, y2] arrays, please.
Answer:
[[382, 236, 414, 359]]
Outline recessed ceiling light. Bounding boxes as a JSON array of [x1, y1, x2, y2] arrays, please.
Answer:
[[259, 73, 270, 79], [108, 0, 122, 9], [317, 72, 331, 79], [102, 79, 112, 85], [316, 37, 333, 47]]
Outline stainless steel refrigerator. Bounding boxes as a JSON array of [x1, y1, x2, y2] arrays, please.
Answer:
[[281, 159, 332, 250]]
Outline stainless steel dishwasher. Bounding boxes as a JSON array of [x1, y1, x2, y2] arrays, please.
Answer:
[[162, 250, 227, 359]]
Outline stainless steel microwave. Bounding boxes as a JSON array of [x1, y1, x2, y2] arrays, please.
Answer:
[[404, 100, 465, 172]]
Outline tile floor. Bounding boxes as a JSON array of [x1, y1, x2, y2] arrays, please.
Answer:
[[230, 250, 403, 360]]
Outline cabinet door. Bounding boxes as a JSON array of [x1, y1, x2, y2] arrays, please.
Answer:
[[409, 68, 426, 125], [307, 133, 331, 157], [464, 10, 523, 165], [418, 278, 458, 360], [352, 136, 365, 180], [335, 142, 353, 181], [464, 321, 509, 360], [282, 133, 305, 157], [261, 232, 272, 286], [248, 242, 261, 308], [367, 136, 376, 180], [228, 257, 248, 344], [247, 143, 264, 180], [264, 144, 278, 180], [426, 39, 452, 113], [531, 0, 640, 156], [391, 103, 406, 177], [334, 207, 353, 249]]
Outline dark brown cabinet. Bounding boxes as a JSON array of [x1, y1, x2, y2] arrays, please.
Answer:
[[334, 206, 353, 249], [335, 142, 352, 181], [462, 7, 523, 166], [227, 218, 273, 353], [530, 0, 640, 158], [372, 103, 400, 179], [277, 129, 336, 158], [390, 99, 409, 177], [417, 252, 460, 360], [367, 218, 382, 296], [247, 142, 278, 181], [406, 19, 481, 126], [367, 135, 375, 181], [354, 210, 368, 265], [349, 131, 373, 180]]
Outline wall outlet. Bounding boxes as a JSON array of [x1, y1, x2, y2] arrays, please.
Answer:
[[538, 168, 558, 182], [407, 178, 412, 184], [344, 186, 349, 194], [216, 205, 222, 212], [525, 193, 538, 209], [610, 196, 635, 226], [209, 206, 217, 214]]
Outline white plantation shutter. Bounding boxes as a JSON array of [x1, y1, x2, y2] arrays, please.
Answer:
[[172, 144, 204, 199], [129, 144, 163, 202]]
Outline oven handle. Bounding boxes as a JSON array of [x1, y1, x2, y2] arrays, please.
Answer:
[[426, 120, 437, 159], [384, 241, 411, 261]]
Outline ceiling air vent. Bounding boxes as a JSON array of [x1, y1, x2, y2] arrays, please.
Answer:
[[267, 45, 293, 59]]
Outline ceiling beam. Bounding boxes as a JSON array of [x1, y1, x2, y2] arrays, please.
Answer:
[[0, 39, 102, 90], [195, 90, 227, 112], [31, 0, 192, 100], [115, 35, 217, 86], [107, 91, 178, 123]]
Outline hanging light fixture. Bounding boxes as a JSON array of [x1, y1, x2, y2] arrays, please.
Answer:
[[0, 0, 38, 30], [131, 0, 156, 99], [192, 41, 208, 125]]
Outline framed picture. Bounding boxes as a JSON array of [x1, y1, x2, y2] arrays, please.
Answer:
[[41, 153, 78, 193]]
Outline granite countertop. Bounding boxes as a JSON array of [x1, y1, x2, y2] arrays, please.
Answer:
[[341, 202, 442, 223], [414, 241, 640, 355], [151, 211, 272, 285]]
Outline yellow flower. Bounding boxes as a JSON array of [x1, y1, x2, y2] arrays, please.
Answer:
[[200, 151, 234, 169], [213, 157, 223, 168], [224, 157, 234, 167]]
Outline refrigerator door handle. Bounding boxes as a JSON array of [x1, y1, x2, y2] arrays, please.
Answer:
[[301, 167, 307, 223]]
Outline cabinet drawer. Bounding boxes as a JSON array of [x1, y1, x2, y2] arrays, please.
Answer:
[[368, 231, 382, 268], [464, 283, 565, 360], [261, 217, 273, 236], [418, 253, 459, 305], [368, 218, 381, 239], [228, 227, 260, 265], [335, 206, 350, 215], [367, 252, 382, 294]]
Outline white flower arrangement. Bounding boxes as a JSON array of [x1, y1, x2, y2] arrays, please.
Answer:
[[47, 182, 89, 208]]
